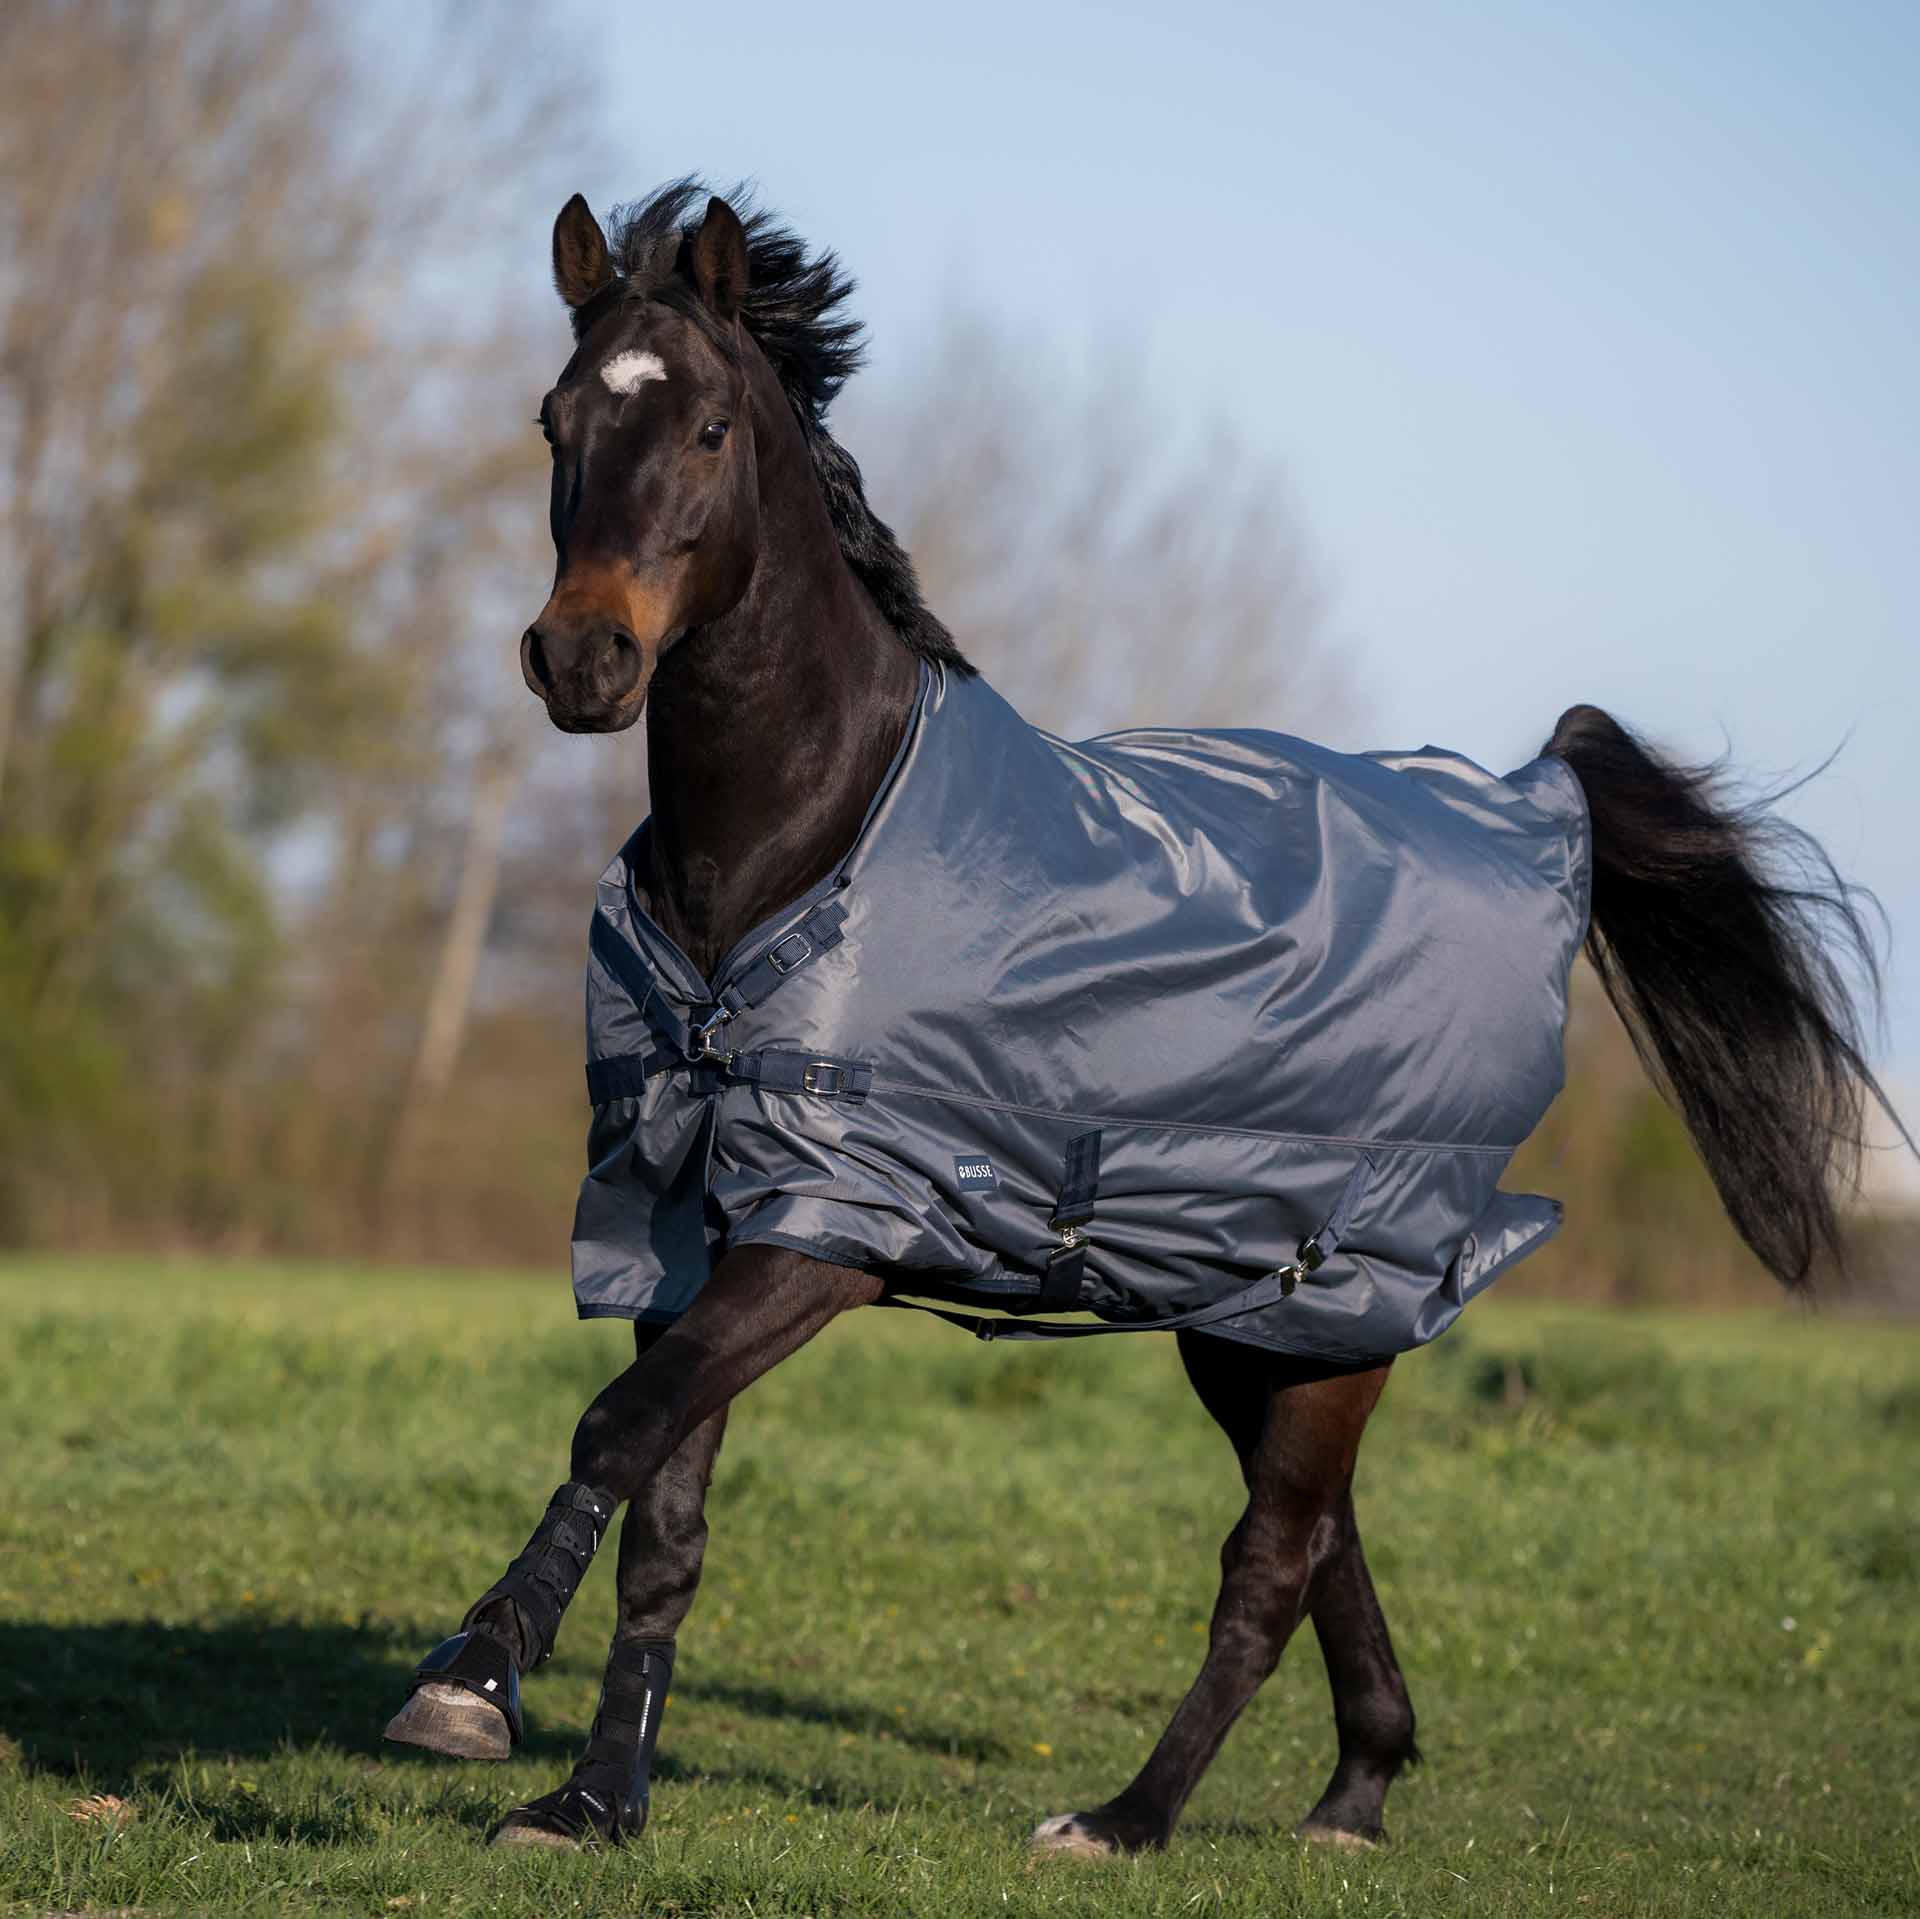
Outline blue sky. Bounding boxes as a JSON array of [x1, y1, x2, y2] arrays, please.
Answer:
[[472, 1, 1920, 1144]]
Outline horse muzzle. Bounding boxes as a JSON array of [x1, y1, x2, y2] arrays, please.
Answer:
[[521, 619, 656, 733]]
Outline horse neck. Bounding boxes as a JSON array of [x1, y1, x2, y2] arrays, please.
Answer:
[[641, 354, 920, 979]]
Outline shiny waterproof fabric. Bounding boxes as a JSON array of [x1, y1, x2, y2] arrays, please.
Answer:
[[571, 665, 1591, 1364]]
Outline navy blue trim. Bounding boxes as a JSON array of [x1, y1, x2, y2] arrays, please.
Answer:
[[1288, 1151, 1376, 1291], [589, 914, 672, 1029], [575, 1302, 687, 1324], [1052, 1129, 1101, 1229], [586, 1052, 670, 1102], [715, 899, 851, 1020], [1009, 1128, 1102, 1315], [603, 663, 933, 1011], [725, 1048, 873, 1101]]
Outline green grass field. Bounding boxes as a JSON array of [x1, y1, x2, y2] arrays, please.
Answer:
[[1, 1256, 1915, 1917]]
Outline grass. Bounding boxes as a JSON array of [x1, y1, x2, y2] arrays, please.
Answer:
[[0, 1255, 1916, 1916]]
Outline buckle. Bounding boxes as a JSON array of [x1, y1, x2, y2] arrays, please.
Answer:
[[688, 1006, 733, 1062], [801, 1060, 843, 1095], [768, 932, 813, 976]]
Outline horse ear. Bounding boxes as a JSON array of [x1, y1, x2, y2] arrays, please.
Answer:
[[552, 193, 616, 309], [688, 196, 748, 320]]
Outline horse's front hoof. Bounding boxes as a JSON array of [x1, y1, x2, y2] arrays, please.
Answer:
[[384, 1682, 513, 1761], [489, 1779, 639, 1850], [384, 1631, 521, 1760], [490, 1813, 589, 1851]]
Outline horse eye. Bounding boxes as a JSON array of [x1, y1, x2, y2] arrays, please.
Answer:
[[699, 419, 729, 451]]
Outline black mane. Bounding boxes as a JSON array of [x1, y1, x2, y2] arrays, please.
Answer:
[[593, 179, 972, 676]]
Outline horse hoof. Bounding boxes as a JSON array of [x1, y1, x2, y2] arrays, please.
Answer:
[[488, 1779, 634, 1851], [1298, 1821, 1383, 1851], [1031, 1812, 1120, 1859], [383, 1683, 512, 1761], [490, 1816, 588, 1851]]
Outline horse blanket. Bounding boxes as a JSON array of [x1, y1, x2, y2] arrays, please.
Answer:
[[571, 664, 1591, 1364]]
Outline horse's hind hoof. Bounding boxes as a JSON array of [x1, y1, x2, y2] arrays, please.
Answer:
[[384, 1632, 521, 1760], [1298, 1821, 1384, 1851], [1031, 1813, 1119, 1859], [384, 1682, 512, 1760], [1032, 1807, 1166, 1857]]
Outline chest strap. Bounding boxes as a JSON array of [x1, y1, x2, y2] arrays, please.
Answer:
[[714, 898, 849, 1020], [585, 1049, 675, 1102], [586, 1047, 872, 1105], [688, 897, 849, 1060], [588, 895, 851, 1068]]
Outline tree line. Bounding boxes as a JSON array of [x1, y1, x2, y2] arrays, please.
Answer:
[[3, 0, 1890, 1305]]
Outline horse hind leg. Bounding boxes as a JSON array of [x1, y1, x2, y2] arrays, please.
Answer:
[[1032, 1334, 1390, 1859], [1297, 1492, 1419, 1848]]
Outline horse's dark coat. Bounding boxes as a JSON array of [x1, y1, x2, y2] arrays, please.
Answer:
[[395, 181, 1897, 1857], [572, 664, 1590, 1363]]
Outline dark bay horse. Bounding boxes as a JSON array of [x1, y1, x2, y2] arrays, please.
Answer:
[[382, 181, 1898, 1854]]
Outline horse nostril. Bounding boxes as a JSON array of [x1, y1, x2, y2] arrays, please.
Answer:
[[598, 627, 644, 702], [523, 627, 553, 691]]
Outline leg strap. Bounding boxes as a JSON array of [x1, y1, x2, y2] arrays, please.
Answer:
[[462, 1481, 616, 1667]]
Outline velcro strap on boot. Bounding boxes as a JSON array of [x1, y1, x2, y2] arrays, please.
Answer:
[[462, 1481, 616, 1666], [407, 1630, 524, 1744], [576, 1639, 676, 1831]]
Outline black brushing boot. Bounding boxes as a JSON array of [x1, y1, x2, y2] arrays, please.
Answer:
[[384, 1482, 615, 1760], [462, 1481, 617, 1668], [491, 1640, 676, 1849]]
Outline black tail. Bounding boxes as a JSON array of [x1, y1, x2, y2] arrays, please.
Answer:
[[1543, 704, 1908, 1289]]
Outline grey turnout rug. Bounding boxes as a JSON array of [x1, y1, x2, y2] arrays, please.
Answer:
[[571, 664, 1590, 1365]]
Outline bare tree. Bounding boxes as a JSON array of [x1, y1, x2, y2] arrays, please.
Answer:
[[842, 318, 1346, 738], [0, 0, 591, 1245]]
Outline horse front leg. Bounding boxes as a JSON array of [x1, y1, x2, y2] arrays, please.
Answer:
[[489, 1321, 729, 1849], [383, 1245, 879, 1766]]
